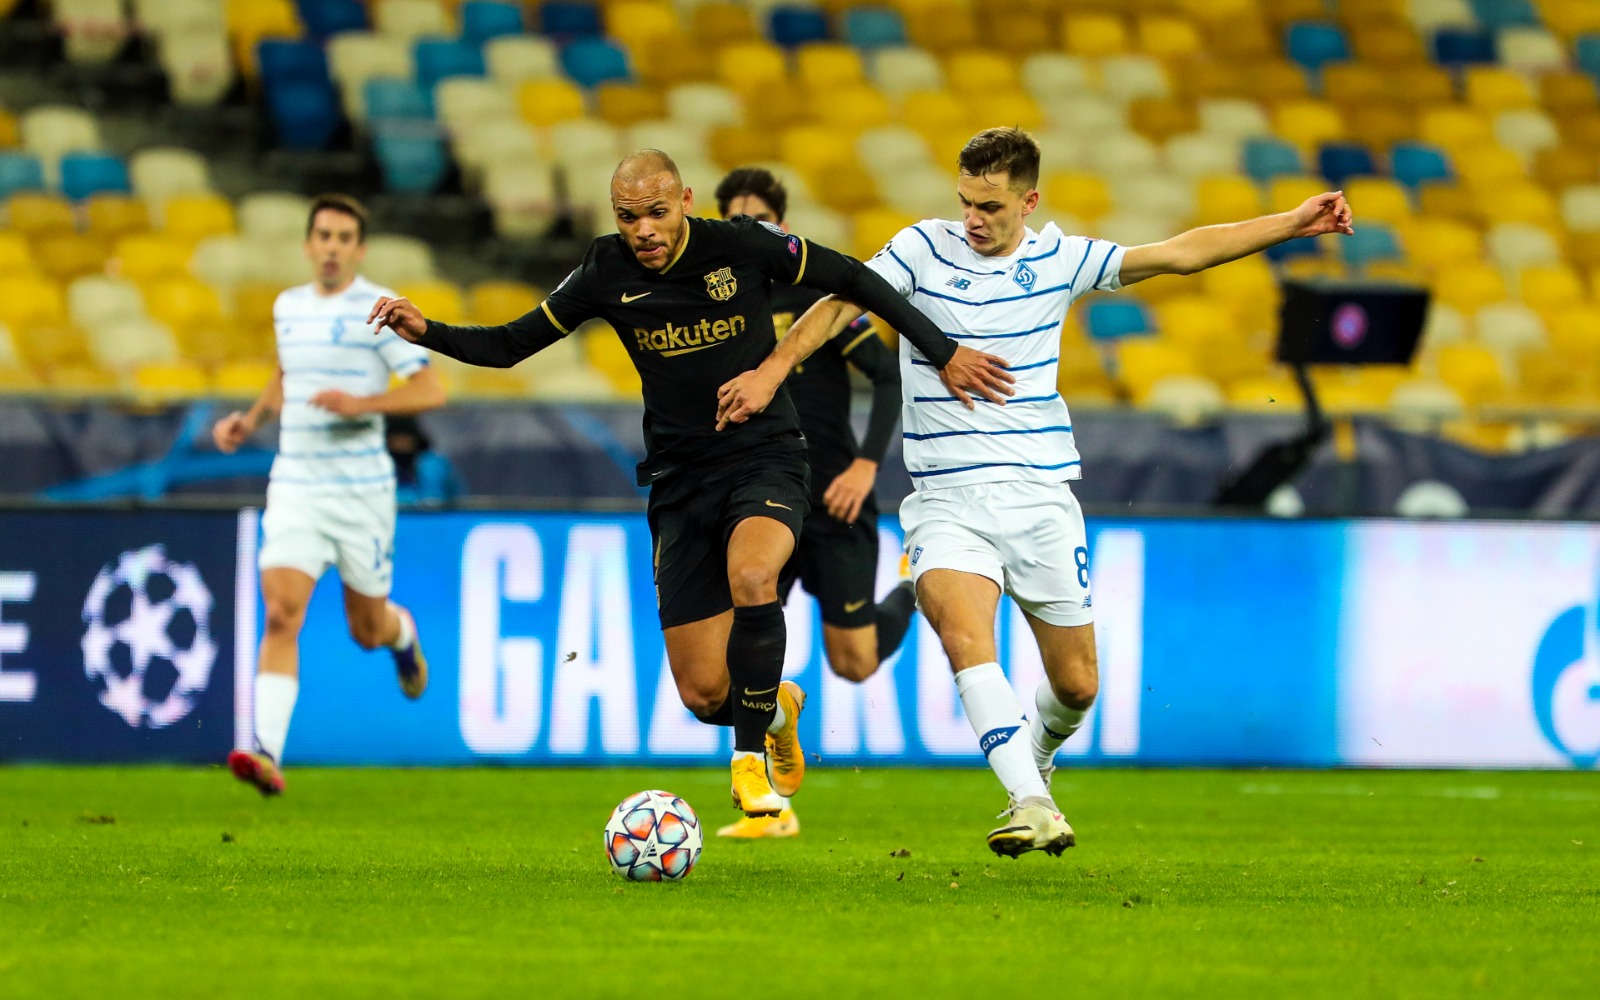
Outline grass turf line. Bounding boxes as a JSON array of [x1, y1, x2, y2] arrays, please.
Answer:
[[0, 767, 1596, 999]]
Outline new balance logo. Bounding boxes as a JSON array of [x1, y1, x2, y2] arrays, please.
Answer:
[[978, 725, 1020, 759], [946, 277, 972, 290], [1081, 595, 1092, 609]]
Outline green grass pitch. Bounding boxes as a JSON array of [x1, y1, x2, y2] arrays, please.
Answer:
[[1, 766, 1596, 999]]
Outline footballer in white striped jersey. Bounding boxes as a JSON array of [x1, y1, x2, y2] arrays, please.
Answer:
[[716, 127, 1353, 855], [211, 194, 447, 797]]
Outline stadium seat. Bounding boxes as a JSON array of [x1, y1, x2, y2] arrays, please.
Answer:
[[1436, 262, 1510, 315], [469, 280, 541, 324], [1128, 99, 1199, 145], [266, 80, 342, 150], [159, 27, 236, 107], [769, 5, 829, 48], [1162, 133, 1239, 181], [816, 83, 895, 132], [1242, 137, 1303, 184], [604, 1, 679, 53], [34, 234, 109, 282], [844, 7, 906, 50], [1433, 27, 1497, 66], [414, 38, 487, 92], [364, 78, 433, 121], [715, 40, 786, 94], [1343, 177, 1412, 227], [188, 234, 253, 293], [943, 50, 1017, 96], [1419, 107, 1494, 157], [1434, 343, 1510, 403], [1487, 222, 1562, 272], [363, 234, 435, 285], [1455, 145, 1524, 192], [904, 2, 978, 55], [83, 194, 149, 242], [1476, 300, 1546, 355], [398, 280, 467, 324], [1190, 175, 1262, 227], [538, 1, 601, 39], [1317, 142, 1376, 186], [0, 232, 31, 275], [1063, 13, 1129, 57], [129, 360, 212, 400], [1561, 184, 1600, 232], [373, 124, 450, 195], [544, 120, 623, 172], [113, 233, 194, 282], [665, 82, 741, 129], [238, 190, 310, 240], [19, 106, 100, 182], [1402, 216, 1482, 270], [857, 124, 933, 178], [434, 77, 515, 131], [1274, 100, 1346, 151], [1519, 263, 1587, 312], [143, 276, 225, 340], [561, 37, 630, 89], [1285, 21, 1350, 72], [329, 33, 415, 116], [1342, 223, 1404, 268], [373, 0, 452, 43], [1116, 339, 1198, 401], [594, 83, 665, 127], [1322, 62, 1389, 108], [1198, 99, 1272, 141], [484, 35, 558, 85], [1463, 66, 1534, 117], [868, 47, 943, 98], [296, 0, 366, 36], [1494, 109, 1560, 159], [797, 43, 865, 91], [1390, 142, 1452, 190], [1086, 300, 1152, 341], [5, 192, 76, 240], [55, 0, 132, 65], [0, 152, 45, 198], [89, 316, 180, 373], [259, 38, 329, 88], [1485, 182, 1558, 227], [460, 1, 523, 43], [1137, 14, 1204, 60], [163, 193, 236, 244], [1540, 71, 1598, 115], [1099, 55, 1170, 103], [1471, 0, 1540, 29]]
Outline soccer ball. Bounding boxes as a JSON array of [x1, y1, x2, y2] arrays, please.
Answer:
[[604, 790, 702, 882]]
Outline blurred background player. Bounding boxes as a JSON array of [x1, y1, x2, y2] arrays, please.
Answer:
[[214, 194, 446, 796], [368, 151, 1010, 820], [716, 127, 1353, 856], [713, 167, 918, 840]]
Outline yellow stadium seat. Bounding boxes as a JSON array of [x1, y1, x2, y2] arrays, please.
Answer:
[[0, 108, 17, 149], [470, 281, 541, 324], [814, 164, 880, 214], [1335, 0, 1409, 20], [1267, 175, 1328, 214], [163, 193, 236, 244], [691, 2, 758, 48], [143, 277, 224, 336], [1433, 344, 1509, 404], [1516, 348, 1590, 401], [1202, 13, 1276, 62], [633, 31, 714, 84], [226, 0, 302, 78], [0, 232, 33, 273], [6, 192, 76, 240], [797, 44, 865, 92], [1342, 178, 1413, 228], [1063, 13, 1129, 57], [1127, 98, 1198, 144], [906, 3, 979, 55], [1434, 263, 1508, 316], [1454, 145, 1526, 194], [780, 125, 857, 177], [1483, 182, 1558, 227], [84, 194, 150, 241], [714, 41, 786, 95], [1044, 171, 1111, 221], [113, 234, 193, 283], [1192, 176, 1263, 227], [1416, 182, 1480, 225], [1349, 18, 1428, 68], [1464, 67, 1536, 116], [1419, 107, 1494, 156], [963, 91, 1043, 132], [1540, 71, 1598, 115], [1401, 217, 1483, 270], [0, 274, 67, 334], [1534, 146, 1598, 190], [851, 207, 918, 262], [1323, 64, 1390, 108], [1259, 0, 1327, 29], [981, 9, 1054, 58], [34, 234, 109, 282], [1520, 264, 1588, 313], [1539, 0, 1600, 41], [1226, 372, 1301, 412], [708, 126, 779, 169], [944, 51, 1018, 96], [399, 281, 467, 325], [1344, 105, 1418, 155], [1116, 338, 1198, 402], [215, 358, 278, 397], [583, 326, 642, 396], [132, 360, 210, 401], [1273, 100, 1346, 151], [1247, 60, 1312, 103], [518, 79, 586, 128], [595, 83, 666, 126], [1154, 295, 1237, 352], [1546, 305, 1600, 361], [1173, 61, 1247, 100], [1391, 66, 1456, 110], [901, 89, 968, 140], [1136, 14, 1202, 59], [47, 363, 119, 394], [604, 1, 679, 53], [742, 79, 811, 131]]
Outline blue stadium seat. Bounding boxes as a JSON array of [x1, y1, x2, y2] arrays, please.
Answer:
[[1577, 35, 1600, 81], [1341, 224, 1403, 268], [769, 5, 830, 47], [1285, 22, 1350, 72], [1318, 142, 1376, 186], [258, 39, 331, 87], [364, 77, 434, 120], [539, 2, 602, 39], [1242, 137, 1303, 184], [295, 0, 367, 37], [561, 38, 630, 87], [0, 152, 45, 198], [373, 123, 450, 195], [1086, 300, 1152, 341], [415, 38, 487, 91], [1470, 0, 1540, 29], [59, 152, 129, 201], [267, 80, 343, 150], [1390, 142, 1453, 189], [1266, 237, 1323, 263], [843, 7, 906, 49], [462, 1, 524, 44], [1432, 28, 1497, 67]]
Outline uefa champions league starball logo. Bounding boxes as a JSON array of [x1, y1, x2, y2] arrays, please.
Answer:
[[81, 545, 217, 729]]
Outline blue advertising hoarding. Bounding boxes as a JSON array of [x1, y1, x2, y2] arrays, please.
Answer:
[[0, 511, 239, 762]]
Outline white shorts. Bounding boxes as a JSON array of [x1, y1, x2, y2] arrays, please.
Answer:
[[899, 480, 1092, 627], [258, 485, 397, 598]]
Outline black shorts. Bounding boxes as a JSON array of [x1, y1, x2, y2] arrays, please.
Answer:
[[648, 449, 809, 629], [779, 499, 880, 629]]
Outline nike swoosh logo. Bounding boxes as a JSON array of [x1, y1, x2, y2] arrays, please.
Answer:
[[843, 599, 867, 613], [743, 686, 778, 696], [620, 292, 651, 303], [764, 500, 791, 510]]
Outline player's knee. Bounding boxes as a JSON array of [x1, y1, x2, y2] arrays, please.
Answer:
[[1048, 650, 1099, 710], [828, 652, 876, 683], [727, 562, 778, 606], [346, 612, 388, 651], [262, 596, 306, 636], [679, 686, 727, 721], [938, 627, 989, 667]]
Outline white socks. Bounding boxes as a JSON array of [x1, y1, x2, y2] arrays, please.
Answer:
[[766, 699, 787, 734], [1031, 679, 1090, 772], [254, 671, 298, 764], [387, 602, 414, 651], [955, 662, 1048, 803]]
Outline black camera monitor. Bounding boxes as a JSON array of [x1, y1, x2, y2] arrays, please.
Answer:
[[1275, 279, 1429, 366]]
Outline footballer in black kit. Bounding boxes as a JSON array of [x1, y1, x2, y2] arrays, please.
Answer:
[[367, 151, 1012, 820]]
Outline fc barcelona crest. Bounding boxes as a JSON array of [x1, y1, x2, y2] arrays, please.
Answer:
[[704, 267, 737, 302]]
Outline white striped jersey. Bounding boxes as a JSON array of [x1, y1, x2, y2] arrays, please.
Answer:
[[865, 220, 1125, 491], [270, 276, 428, 495]]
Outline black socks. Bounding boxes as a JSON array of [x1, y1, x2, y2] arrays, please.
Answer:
[[875, 581, 917, 662], [727, 601, 786, 753]]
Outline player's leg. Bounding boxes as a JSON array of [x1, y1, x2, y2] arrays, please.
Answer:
[[808, 506, 915, 682], [342, 586, 427, 699], [330, 494, 426, 698], [663, 611, 734, 723], [229, 565, 315, 795], [1021, 615, 1098, 782], [724, 513, 800, 815]]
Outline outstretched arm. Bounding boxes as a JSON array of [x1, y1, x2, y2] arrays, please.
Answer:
[[368, 296, 568, 368], [1119, 191, 1354, 285]]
